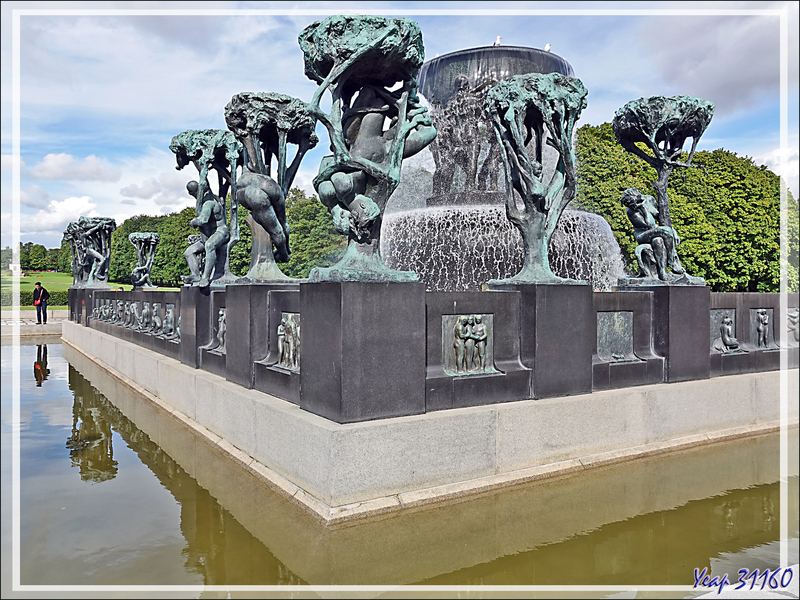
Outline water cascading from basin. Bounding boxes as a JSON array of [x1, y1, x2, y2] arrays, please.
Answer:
[[381, 207, 627, 291], [381, 44, 628, 290]]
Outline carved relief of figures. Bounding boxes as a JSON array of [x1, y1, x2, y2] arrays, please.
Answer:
[[712, 313, 742, 354], [162, 304, 176, 339], [115, 299, 123, 324], [449, 314, 493, 375], [151, 303, 162, 334], [756, 309, 770, 348], [140, 302, 151, 331], [130, 302, 141, 329], [788, 307, 799, 346], [277, 313, 300, 371], [212, 308, 227, 354], [129, 232, 160, 289], [63, 216, 117, 288]]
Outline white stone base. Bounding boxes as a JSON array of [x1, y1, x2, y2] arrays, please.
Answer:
[[62, 320, 799, 524]]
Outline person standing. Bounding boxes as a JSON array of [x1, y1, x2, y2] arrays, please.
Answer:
[[33, 281, 50, 324]]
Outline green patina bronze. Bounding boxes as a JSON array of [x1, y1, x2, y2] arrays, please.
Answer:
[[169, 129, 243, 286], [486, 72, 588, 285], [225, 92, 318, 282], [612, 95, 714, 285], [298, 15, 436, 283]]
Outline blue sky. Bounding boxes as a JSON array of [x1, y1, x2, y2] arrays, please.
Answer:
[[2, 1, 798, 249]]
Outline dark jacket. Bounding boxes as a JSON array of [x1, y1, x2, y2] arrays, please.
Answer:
[[33, 287, 50, 304]]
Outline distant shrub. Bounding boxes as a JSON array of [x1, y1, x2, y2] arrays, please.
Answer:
[[1, 289, 69, 306]]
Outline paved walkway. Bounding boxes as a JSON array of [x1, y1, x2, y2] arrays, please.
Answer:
[[1, 310, 67, 337]]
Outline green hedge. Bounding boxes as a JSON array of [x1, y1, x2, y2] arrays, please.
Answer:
[[1, 289, 69, 306]]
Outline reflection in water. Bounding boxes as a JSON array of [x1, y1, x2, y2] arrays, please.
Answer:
[[65, 367, 118, 482], [33, 344, 50, 387], [62, 366, 305, 586]]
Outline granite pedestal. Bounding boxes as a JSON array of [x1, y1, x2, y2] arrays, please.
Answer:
[[180, 286, 212, 368], [489, 283, 593, 398], [634, 285, 711, 382], [299, 282, 426, 423]]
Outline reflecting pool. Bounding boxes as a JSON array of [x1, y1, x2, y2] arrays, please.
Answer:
[[2, 339, 798, 597]]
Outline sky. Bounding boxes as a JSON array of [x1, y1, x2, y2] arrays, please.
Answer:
[[1, 1, 799, 250]]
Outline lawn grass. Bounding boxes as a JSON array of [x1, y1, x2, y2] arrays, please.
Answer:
[[1, 271, 138, 291]]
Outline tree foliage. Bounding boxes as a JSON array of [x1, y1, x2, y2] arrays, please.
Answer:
[[278, 188, 347, 278], [575, 122, 798, 292], [102, 188, 343, 284]]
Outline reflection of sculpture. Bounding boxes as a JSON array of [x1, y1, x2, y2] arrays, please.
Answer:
[[620, 188, 693, 282], [613, 95, 714, 285], [183, 180, 230, 288], [277, 313, 300, 370], [129, 232, 159, 289], [756, 309, 769, 348], [66, 369, 118, 482], [170, 129, 242, 286], [486, 73, 588, 284], [224, 92, 318, 281], [712, 314, 741, 353], [33, 344, 50, 387], [789, 307, 799, 346], [300, 15, 436, 282], [214, 308, 227, 354], [63, 216, 117, 288], [176, 316, 181, 343]]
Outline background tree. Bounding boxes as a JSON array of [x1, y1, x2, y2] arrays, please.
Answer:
[[18, 242, 33, 270], [46, 247, 60, 271], [278, 188, 347, 278], [57, 239, 72, 273], [575, 122, 798, 292], [1, 246, 12, 270], [28, 244, 47, 271]]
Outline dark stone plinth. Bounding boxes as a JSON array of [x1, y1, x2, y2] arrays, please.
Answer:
[[299, 282, 426, 423], [627, 285, 710, 382], [592, 291, 665, 391], [709, 292, 794, 375], [226, 284, 296, 389], [201, 348, 227, 378], [200, 290, 226, 376], [709, 351, 756, 377], [254, 289, 301, 404], [180, 286, 212, 368], [424, 291, 530, 411], [69, 288, 88, 324], [488, 283, 593, 399]]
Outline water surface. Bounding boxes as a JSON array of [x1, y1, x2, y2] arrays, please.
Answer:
[[2, 340, 797, 597]]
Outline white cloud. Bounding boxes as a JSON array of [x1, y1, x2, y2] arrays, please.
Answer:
[[120, 178, 162, 199], [20, 184, 50, 209], [28, 153, 121, 182], [754, 146, 800, 198], [20, 195, 98, 236], [1, 154, 24, 171]]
